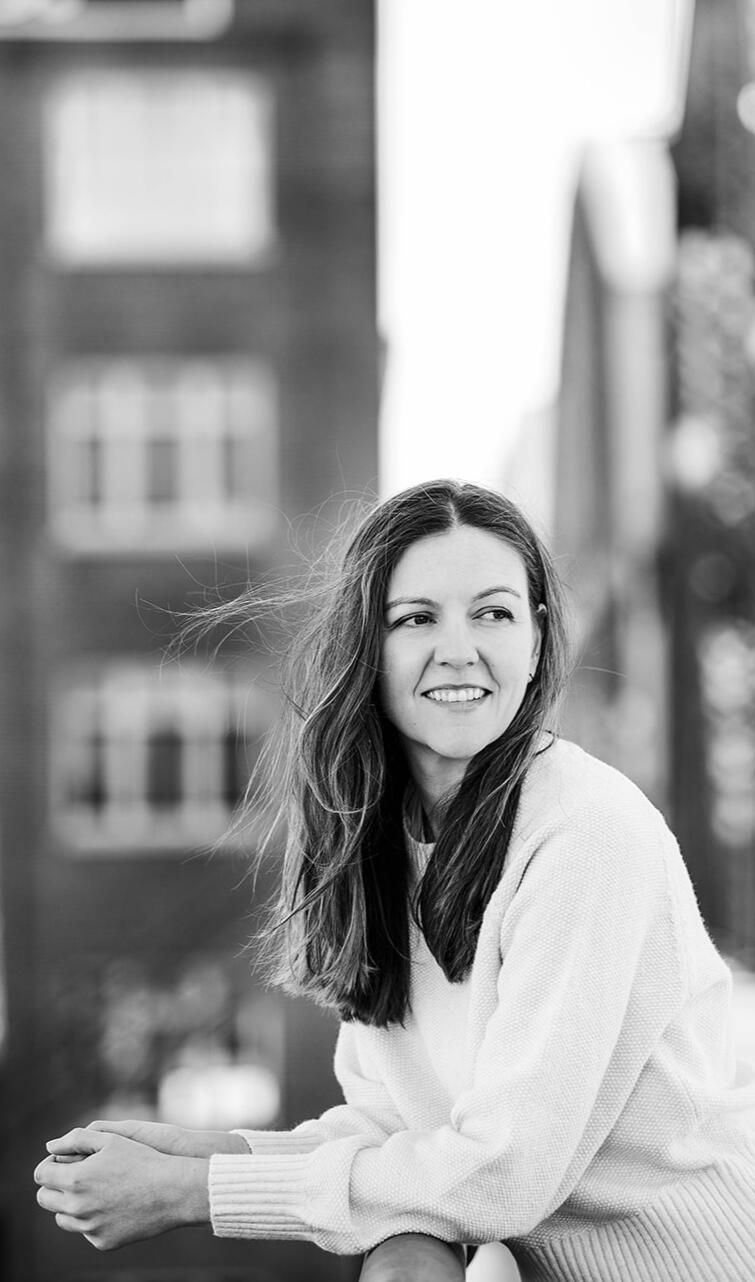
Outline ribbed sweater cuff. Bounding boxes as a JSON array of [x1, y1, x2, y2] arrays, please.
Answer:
[[209, 1152, 314, 1239], [230, 1128, 322, 1156]]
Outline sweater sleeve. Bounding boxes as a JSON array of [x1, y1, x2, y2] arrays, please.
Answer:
[[209, 799, 686, 1253], [229, 1018, 407, 1157]]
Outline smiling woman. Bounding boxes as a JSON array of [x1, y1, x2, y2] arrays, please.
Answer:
[[35, 481, 755, 1282], [379, 526, 544, 820]]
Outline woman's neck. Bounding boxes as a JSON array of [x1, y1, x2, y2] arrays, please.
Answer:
[[403, 746, 466, 839], [409, 779, 457, 840]]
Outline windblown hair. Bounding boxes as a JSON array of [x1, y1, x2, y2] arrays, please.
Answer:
[[243, 480, 572, 1027]]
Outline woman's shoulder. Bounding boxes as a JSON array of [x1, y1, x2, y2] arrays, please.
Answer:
[[521, 735, 670, 841], [497, 737, 681, 914]]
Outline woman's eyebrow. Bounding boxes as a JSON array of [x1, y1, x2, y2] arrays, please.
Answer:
[[473, 585, 522, 601], [384, 596, 437, 611], [385, 586, 522, 611]]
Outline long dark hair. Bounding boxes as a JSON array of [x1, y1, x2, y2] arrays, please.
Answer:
[[243, 480, 572, 1027]]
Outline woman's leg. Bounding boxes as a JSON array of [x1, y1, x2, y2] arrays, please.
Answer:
[[359, 1233, 466, 1281]]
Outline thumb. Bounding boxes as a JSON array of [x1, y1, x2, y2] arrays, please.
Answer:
[[46, 1127, 109, 1158]]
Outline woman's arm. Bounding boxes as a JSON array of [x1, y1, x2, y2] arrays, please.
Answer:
[[209, 801, 687, 1254], [42, 1016, 405, 1165], [36, 800, 686, 1256], [35, 999, 407, 1247], [56, 1119, 249, 1158], [230, 1020, 407, 1156]]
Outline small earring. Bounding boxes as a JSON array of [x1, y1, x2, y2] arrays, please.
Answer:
[[527, 671, 535, 683]]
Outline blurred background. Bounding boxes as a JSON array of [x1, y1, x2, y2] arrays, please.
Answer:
[[0, 1, 753, 1279]]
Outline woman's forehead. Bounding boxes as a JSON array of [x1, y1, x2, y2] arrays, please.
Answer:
[[388, 527, 529, 594]]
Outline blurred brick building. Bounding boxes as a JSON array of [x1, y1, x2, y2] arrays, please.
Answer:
[[0, 3, 377, 1280], [669, 0, 755, 962], [545, 0, 755, 969], [553, 140, 673, 811]]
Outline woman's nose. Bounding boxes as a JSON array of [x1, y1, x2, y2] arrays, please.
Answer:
[[433, 621, 478, 667]]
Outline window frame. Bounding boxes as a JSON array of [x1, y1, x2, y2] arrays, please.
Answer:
[[43, 66, 276, 268], [49, 660, 274, 855], [46, 354, 280, 555]]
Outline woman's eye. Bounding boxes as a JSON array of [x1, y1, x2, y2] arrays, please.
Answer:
[[479, 607, 513, 622], [394, 612, 433, 628]]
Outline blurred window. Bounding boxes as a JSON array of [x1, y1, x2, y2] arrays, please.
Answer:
[[47, 357, 279, 553], [50, 955, 285, 1132], [44, 69, 274, 264], [50, 663, 274, 852]]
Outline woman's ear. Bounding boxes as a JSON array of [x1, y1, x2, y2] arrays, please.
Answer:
[[531, 603, 546, 676]]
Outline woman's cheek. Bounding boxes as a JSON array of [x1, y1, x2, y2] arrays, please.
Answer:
[[380, 657, 416, 734], [375, 658, 400, 728]]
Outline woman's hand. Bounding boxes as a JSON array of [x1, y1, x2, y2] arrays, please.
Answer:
[[33, 1128, 210, 1251], [82, 1118, 250, 1159]]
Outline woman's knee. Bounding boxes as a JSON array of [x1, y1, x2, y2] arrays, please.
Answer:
[[359, 1233, 466, 1282]]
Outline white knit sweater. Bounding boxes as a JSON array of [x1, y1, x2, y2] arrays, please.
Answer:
[[209, 738, 755, 1282]]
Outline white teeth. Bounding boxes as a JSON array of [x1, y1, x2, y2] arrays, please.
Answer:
[[425, 687, 487, 703]]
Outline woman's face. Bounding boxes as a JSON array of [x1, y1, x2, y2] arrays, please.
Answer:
[[378, 525, 542, 797]]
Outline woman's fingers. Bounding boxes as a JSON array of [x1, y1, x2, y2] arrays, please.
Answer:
[[34, 1155, 72, 1190], [37, 1174, 95, 1238], [85, 1118, 182, 1153], [85, 1120, 237, 1158], [55, 1212, 90, 1235], [54, 1215, 88, 1235], [45, 1127, 107, 1158], [47, 1118, 234, 1160], [36, 1185, 65, 1213], [35, 1130, 202, 1249]]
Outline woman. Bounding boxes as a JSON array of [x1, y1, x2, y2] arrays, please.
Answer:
[[35, 481, 755, 1281]]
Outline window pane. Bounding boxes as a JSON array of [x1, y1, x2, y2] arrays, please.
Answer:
[[48, 358, 279, 553], [146, 729, 183, 809], [79, 436, 102, 507], [45, 70, 274, 264], [223, 726, 250, 809], [71, 729, 106, 812], [51, 663, 275, 853], [147, 437, 178, 504]]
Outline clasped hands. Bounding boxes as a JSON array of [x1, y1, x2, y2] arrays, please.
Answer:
[[33, 1119, 249, 1251]]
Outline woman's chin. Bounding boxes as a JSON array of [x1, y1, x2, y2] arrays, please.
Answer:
[[425, 734, 493, 766]]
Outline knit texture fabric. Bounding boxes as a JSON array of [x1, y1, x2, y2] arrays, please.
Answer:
[[209, 739, 755, 1280]]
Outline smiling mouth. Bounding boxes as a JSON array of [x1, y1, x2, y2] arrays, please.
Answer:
[[423, 686, 490, 704]]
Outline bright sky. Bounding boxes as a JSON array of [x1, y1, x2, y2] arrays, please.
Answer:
[[377, 0, 693, 496]]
